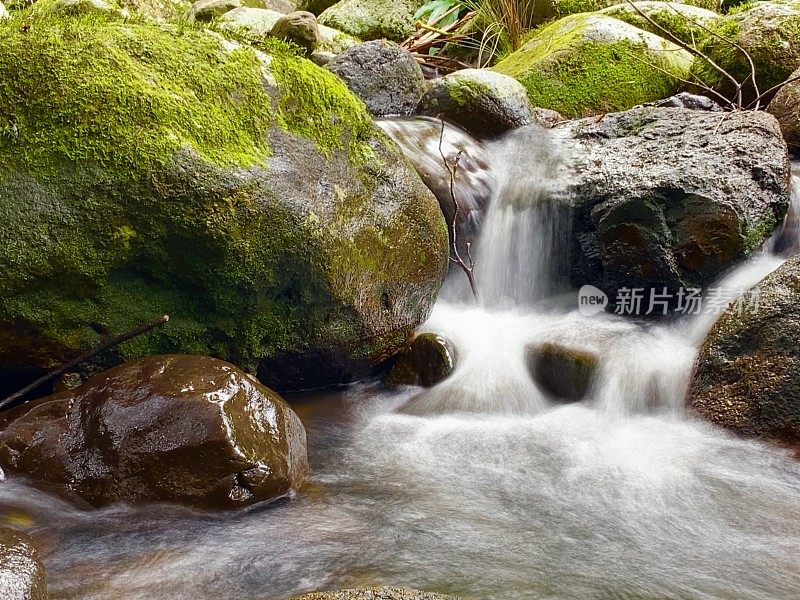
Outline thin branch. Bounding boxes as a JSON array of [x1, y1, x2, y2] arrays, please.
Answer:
[[746, 74, 800, 110], [438, 119, 478, 302], [0, 314, 170, 411]]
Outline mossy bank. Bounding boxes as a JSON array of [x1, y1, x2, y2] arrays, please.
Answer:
[[0, 5, 449, 390]]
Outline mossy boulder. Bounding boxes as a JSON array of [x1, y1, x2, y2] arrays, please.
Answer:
[[0, 10, 449, 391], [0, 355, 309, 509], [219, 7, 357, 54], [188, 0, 239, 21], [598, 1, 719, 44], [416, 69, 539, 139], [318, 0, 423, 42], [554, 0, 722, 15], [693, 2, 800, 106], [527, 342, 598, 402], [491, 14, 694, 118], [325, 40, 426, 116], [290, 588, 462, 600], [0, 527, 47, 600], [688, 255, 800, 447], [560, 107, 790, 296], [386, 332, 456, 387], [768, 64, 800, 153], [270, 10, 320, 55]]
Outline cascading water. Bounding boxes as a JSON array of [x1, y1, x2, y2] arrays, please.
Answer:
[[3, 121, 800, 600]]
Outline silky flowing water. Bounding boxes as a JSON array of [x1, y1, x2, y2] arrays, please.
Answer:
[[2, 121, 800, 600]]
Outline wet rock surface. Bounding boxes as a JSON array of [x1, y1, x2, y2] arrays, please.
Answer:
[[326, 40, 427, 116], [527, 342, 598, 402], [0, 355, 309, 509], [0, 527, 47, 600], [689, 255, 800, 447], [289, 587, 462, 599], [768, 65, 800, 154], [386, 332, 456, 387], [556, 107, 791, 297]]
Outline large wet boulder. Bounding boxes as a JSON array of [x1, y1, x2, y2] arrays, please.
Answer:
[[693, 2, 800, 107], [526, 342, 598, 402], [290, 587, 462, 599], [219, 7, 357, 54], [491, 14, 693, 118], [0, 528, 47, 600], [0, 10, 448, 391], [557, 107, 790, 296], [416, 69, 541, 139], [688, 255, 800, 446], [318, 0, 423, 42], [598, 1, 719, 44], [386, 332, 456, 387], [326, 40, 426, 116], [768, 64, 800, 153], [0, 355, 308, 509]]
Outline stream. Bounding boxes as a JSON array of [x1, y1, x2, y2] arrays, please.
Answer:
[[2, 120, 800, 600]]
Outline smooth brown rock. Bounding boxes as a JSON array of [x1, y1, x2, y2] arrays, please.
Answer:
[[386, 332, 456, 387], [527, 342, 598, 402], [270, 11, 321, 55], [0, 355, 308, 510], [0, 527, 48, 600]]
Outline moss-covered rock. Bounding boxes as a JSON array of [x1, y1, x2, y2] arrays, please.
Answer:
[[416, 69, 539, 138], [491, 14, 694, 118], [555, 0, 722, 15], [598, 1, 719, 44], [270, 10, 320, 54], [295, 0, 336, 14], [0, 527, 47, 600], [768, 64, 800, 153], [188, 0, 239, 21], [527, 342, 598, 402], [0, 355, 309, 509], [0, 9, 449, 390], [318, 0, 423, 42], [219, 7, 357, 54], [386, 332, 456, 387], [688, 254, 800, 447], [693, 2, 800, 106]]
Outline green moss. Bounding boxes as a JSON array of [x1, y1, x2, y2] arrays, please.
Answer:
[[744, 212, 779, 252], [492, 15, 691, 117], [555, 0, 723, 17], [599, 3, 719, 44]]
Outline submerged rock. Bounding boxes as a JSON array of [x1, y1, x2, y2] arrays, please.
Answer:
[[688, 255, 800, 447], [0, 355, 308, 509], [491, 13, 693, 117], [270, 11, 321, 55], [693, 2, 800, 106], [290, 588, 462, 599], [416, 69, 539, 139], [386, 332, 456, 387], [0, 10, 448, 391], [768, 65, 800, 154], [558, 107, 790, 296], [527, 342, 598, 402], [326, 40, 426, 116], [318, 0, 423, 42], [0, 528, 47, 600]]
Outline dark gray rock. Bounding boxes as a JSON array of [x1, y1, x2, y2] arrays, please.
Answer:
[[555, 107, 791, 297], [527, 342, 598, 402], [0, 355, 309, 510], [0, 527, 47, 600], [270, 11, 321, 55], [688, 255, 800, 447], [416, 69, 540, 138], [648, 92, 723, 111], [326, 40, 427, 116]]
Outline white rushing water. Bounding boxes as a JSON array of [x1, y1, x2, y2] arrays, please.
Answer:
[[2, 122, 800, 600]]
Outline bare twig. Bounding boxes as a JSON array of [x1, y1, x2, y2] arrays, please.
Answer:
[[0, 314, 170, 411], [438, 119, 478, 301]]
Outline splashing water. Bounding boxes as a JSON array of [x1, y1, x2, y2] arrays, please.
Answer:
[[3, 121, 800, 600]]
